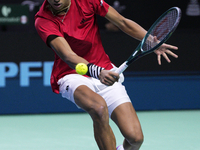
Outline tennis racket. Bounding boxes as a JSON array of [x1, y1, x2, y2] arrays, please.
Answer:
[[115, 7, 181, 74]]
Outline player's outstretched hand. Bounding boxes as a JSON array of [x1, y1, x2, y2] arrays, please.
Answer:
[[154, 43, 178, 65], [99, 70, 119, 86]]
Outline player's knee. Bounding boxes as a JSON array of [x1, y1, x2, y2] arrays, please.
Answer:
[[133, 134, 144, 145], [88, 101, 109, 122], [126, 130, 144, 147]]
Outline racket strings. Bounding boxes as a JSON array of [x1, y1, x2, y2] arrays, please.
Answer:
[[142, 9, 179, 51]]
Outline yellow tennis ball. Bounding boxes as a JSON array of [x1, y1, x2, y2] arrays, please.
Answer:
[[75, 63, 88, 75]]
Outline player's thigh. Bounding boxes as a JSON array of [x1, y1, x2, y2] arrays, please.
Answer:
[[111, 102, 143, 140], [58, 74, 108, 116], [74, 85, 108, 115]]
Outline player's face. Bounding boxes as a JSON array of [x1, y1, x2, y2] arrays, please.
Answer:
[[47, 0, 70, 11]]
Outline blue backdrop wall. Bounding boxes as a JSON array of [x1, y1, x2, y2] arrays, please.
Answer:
[[0, 74, 200, 115]]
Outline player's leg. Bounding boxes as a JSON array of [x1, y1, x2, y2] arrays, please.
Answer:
[[111, 102, 144, 150], [58, 74, 116, 150], [74, 85, 116, 150], [95, 78, 143, 150]]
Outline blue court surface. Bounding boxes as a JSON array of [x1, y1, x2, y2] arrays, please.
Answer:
[[0, 110, 199, 150]]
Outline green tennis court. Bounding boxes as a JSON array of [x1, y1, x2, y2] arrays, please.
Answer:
[[0, 110, 199, 150]]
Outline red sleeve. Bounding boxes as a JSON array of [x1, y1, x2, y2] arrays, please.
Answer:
[[35, 17, 63, 46], [90, 0, 109, 17]]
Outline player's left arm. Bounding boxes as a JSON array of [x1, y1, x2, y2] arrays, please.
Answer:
[[105, 6, 146, 41], [105, 6, 178, 65]]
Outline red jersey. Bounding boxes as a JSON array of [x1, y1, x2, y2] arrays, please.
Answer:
[[35, 0, 113, 94]]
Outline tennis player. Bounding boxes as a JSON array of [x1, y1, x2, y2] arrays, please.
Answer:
[[35, 0, 178, 150]]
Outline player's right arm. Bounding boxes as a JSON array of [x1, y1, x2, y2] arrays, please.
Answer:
[[47, 35, 89, 69], [48, 35, 118, 85], [51, 35, 119, 83], [35, 18, 118, 85], [35, 18, 88, 69]]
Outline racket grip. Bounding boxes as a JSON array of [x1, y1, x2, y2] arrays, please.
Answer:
[[115, 62, 128, 74], [98, 62, 128, 90]]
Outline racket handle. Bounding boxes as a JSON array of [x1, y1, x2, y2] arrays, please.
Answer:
[[98, 62, 128, 90], [115, 62, 128, 74]]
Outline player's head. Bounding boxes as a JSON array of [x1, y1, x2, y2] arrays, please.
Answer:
[[47, 0, 70, 11]]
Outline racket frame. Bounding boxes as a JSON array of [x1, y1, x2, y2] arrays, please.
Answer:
[[115, 7, 182, 74]]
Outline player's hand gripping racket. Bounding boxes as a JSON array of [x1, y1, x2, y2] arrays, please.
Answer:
[[115, 7, 181, 75]]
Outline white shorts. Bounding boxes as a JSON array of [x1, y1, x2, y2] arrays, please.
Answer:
[[58, 74, 131, 117]]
